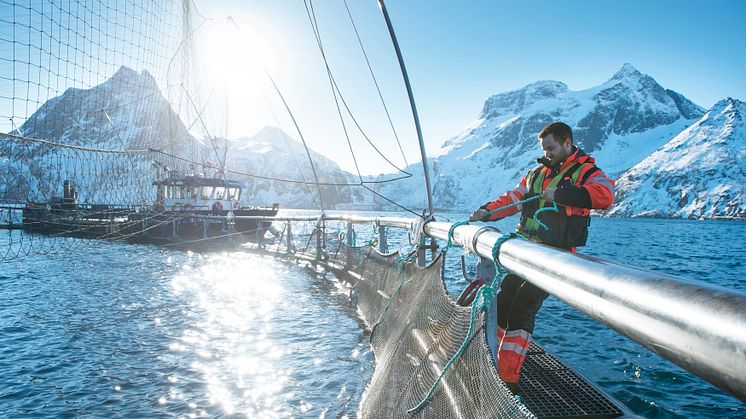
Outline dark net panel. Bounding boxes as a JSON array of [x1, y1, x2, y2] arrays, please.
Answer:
[[336, 245, 535, 418], [0, 0, 211, 261]]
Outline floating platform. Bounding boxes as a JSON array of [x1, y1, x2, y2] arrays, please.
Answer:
[[520, 341, 630, 418]]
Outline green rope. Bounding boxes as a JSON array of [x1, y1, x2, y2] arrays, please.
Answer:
[[482, 194, 560, 232], [395, 248, 418, 271], [378, 248, 418, 320], [490, 232, 525, 285], [407, 281, 494, 414], [484, 194, 541, 216], [403, 195, 545, 412], [444, 220, 470, 253], [532, 201, 558, 231], [350, 228, 357, 247], [408, 232, 525, 414]]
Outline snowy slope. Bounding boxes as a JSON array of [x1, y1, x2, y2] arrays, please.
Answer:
[[19, 66, 193, 153], [375, 63, 705, 211], [3, 66, 199, 205], [2, 66, 373, 209], [225, 127, 371, 209], [608, 98, 746, 219]]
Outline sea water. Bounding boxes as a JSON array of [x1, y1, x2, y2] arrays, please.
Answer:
[[0, 216, 744, 418], [0, 237, 372, 417]]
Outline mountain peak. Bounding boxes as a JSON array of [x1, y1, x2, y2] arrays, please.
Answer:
[[610, 63, 642, 81], [250, 126, 297, 145], [111, 65, 138, 80], [524, 79, 568, 91], [707, 97, 743, 122], [104, 66, 158, 93], [715, 97, 741, 109], [480, 80, 568, 119]]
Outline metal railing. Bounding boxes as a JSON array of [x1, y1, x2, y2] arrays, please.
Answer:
[[245, 212, 746, 402]]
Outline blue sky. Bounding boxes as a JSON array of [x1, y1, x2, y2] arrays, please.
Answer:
[[1, 1, 744, 175], [189, 0, 745, 174]]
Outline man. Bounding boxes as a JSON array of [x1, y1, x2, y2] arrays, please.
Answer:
[[469, 121, 615, 389]]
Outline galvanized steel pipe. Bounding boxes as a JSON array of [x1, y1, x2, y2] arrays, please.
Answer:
[[423, 221, 746, 402], [226, 212, 746, 400]]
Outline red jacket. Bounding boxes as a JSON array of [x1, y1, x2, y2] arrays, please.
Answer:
[[483, 148, 615, 220]]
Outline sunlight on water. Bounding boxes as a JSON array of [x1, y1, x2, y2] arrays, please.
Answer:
[[171, 253, 291, 417]]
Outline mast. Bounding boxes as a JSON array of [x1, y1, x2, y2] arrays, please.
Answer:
[[377, 0, 433, 215]]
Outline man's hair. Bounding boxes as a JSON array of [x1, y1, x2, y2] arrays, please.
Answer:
[[538, 122, 573, 144]]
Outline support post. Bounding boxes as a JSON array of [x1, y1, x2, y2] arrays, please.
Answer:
[[378, 225, 388, 253], [416, 237, 425, 267], [286, 221, 293, 254], [256, 220, 263, 247], [316, 220, 323, 261], [346, 222, 353, 269]]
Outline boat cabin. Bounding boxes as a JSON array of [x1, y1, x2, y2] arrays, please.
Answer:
[[154, 176, 244, 211]]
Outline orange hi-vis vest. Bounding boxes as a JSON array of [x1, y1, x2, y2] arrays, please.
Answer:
[[517, 162, 592, 248]]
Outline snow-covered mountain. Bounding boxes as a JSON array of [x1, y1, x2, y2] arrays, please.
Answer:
[[6, 63, 743, 218], [374, 63, 705, 211], [19, 66, 192, 153], [608, 98, 746, 219], [2, 66, 373, 209], [225, 126, 371, 209], [2, 66, 197, 205]]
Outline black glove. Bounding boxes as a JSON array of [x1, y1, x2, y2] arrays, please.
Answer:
[[554, 181, 592, 208]]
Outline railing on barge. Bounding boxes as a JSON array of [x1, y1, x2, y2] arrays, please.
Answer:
[[236, 212, 746, 404]]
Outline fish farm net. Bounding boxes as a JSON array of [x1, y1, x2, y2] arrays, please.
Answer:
[[331, 242, 536, 418]]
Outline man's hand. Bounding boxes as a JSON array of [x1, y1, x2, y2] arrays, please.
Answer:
[[542, 187, 556, 202], [469, 208, 489, 222]]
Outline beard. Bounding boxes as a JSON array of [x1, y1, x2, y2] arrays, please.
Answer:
[[546, 155, 563, 167]]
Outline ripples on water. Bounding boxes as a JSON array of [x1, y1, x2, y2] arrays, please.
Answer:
[[0, 238, 372, 417], [1, 216, 745, 418]]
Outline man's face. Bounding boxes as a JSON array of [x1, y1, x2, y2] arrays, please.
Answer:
[[540, 134, 572, 167]]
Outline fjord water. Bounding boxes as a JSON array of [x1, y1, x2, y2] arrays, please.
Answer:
[[1, 216, 744, 417], [0, 238, 373, 417]]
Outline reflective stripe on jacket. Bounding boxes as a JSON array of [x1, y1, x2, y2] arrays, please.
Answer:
[[481, 148, 615, 247]]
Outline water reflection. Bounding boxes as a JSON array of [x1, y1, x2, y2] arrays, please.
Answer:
[[168, 252, 370, 417]]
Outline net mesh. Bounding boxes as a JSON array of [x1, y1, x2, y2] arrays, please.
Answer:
[[0, 0, 213, 260], [331, 243, 536, 418]]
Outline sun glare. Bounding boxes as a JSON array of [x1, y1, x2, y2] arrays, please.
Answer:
[[199, 19, 275, 82], [193, 17, 280, 137]]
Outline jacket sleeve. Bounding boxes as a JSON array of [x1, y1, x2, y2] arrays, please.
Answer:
[[554, 165, 615, 210], [480, 175, 529, 220]]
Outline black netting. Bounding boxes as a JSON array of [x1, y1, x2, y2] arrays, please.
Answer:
[[330, 243, 535, 418]]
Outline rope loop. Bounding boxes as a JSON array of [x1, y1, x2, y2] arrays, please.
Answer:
[[491, 232, 526, 286], [532, 201, 558, 231], [444, 220, 470, 253]]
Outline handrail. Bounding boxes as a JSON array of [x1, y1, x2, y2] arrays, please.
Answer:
[[424, 221, 746, 402], [238, 212, 746, 401]]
